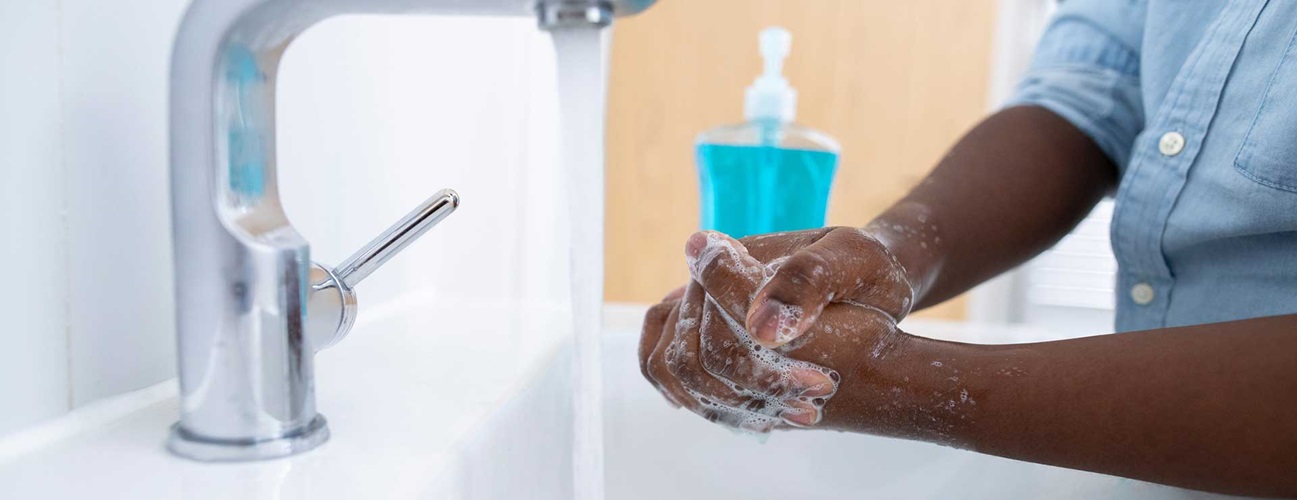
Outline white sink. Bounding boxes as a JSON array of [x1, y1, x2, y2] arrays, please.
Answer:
[[593, 310, 1235, 500], [0, 304, 1242, 499], [0, 296, 576, 500]]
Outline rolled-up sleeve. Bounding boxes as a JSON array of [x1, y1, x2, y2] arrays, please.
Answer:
[[1006, 0, 1147, 169]]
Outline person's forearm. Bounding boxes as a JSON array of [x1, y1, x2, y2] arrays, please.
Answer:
[[864, 106, 1118, 309], [834, 316, 1297, 497]]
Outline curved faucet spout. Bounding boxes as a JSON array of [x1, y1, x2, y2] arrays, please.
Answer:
[[168, 0, 656, 463]]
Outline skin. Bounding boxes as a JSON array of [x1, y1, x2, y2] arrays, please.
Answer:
[[639, 106, 1297, 497]]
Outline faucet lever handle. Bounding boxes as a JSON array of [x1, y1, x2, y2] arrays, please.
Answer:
[[335, 188, 460, 288], [307, 189, 459, 352]]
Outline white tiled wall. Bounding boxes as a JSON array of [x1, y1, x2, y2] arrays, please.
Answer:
[[0, 3, 567, 439], [0, 0, 70, 438], [0, 0, 188, 438], [60, 0, 189, 409]]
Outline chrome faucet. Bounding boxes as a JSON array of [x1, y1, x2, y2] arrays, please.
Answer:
[[167, 0, 656, 462]]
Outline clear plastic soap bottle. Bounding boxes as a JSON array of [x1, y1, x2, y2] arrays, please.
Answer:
[[696, 27, 841, 239]]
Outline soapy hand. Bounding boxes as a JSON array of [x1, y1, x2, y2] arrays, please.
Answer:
[[638, 229, 914, 432], [734, 227, 914, 346]]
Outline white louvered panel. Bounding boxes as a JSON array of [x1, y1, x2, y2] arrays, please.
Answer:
[[1025, 201, 1117, 310]]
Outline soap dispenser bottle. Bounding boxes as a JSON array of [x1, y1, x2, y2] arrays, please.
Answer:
[[696, 27, 841, 239]]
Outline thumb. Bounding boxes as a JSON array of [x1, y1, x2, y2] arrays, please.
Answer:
[[745, 228, 912, 346]]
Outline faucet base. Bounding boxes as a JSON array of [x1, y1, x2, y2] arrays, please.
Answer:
[[167, 415, 331, 462]]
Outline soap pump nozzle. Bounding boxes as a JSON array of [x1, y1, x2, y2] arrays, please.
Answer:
[[744, 27, 798, 123]]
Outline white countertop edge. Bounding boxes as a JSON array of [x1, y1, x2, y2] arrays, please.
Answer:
[[0, 288, 454, 466], [0, 380, 178, 466], [0, 289, 573, 471], [0, 301, 1071, 474]]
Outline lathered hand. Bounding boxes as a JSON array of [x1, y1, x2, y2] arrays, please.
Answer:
[[639, 231, 909, 432]]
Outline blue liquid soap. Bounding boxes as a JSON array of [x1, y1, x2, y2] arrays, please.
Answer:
[[696, 27, 841, 239], [697, 129, 839, 239]]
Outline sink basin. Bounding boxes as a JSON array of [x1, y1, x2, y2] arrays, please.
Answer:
[[592, 314, 1234, 500], [0, 304, 1240, 499]]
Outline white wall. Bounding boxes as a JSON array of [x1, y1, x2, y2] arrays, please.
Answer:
[[278, 15, 567, 312], [0, 0, 187, 438], [0, 0, 70, 437], [0, 3, 568, 439], [60, 0, 188, 409]]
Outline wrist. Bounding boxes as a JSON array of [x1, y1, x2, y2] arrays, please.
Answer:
[[823, 331, 985, 448], [864, 201, 946, 308]]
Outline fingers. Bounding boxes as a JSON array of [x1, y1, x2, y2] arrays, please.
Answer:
[[647, 228, 906, 431], [645, 281, 824, 431], [665, 284, 781, 432], [684, 231, 768, 323], [746, 228, 913, 347], [643, 301, 688, 409], [739, 228, 833, 265], [639, 298, 679, 405], [697, 296, 836, 427], [777, 302, 901, 430], [644, 284, 741, 421], [695, 293, 836, 397], [682, 230, 838, 424], [787, 302, 901, 366]]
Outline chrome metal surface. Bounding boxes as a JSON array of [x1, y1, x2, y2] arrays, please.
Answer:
[[306, 190, 459, 353], [538, 1, 614, 29], [305, 263, 357, 353], [168, 0, 657, 463], [335, 189, 460, 289], [166, 416, 331, 463]]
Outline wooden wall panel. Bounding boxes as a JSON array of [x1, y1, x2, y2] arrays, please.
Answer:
[[605, 1, 998, 320]]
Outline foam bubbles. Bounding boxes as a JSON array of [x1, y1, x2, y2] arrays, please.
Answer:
[[773, 302, 805, 344], [666, 293, 839, 434]]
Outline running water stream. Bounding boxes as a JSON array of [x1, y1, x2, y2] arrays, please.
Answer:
[[552, 27, 610, 500]]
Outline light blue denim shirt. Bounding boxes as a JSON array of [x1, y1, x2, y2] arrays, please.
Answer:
[[1008, 0, 1297, 332]]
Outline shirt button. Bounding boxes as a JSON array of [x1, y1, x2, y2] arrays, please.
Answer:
[[1130, 283, 1156, 306], [1159, 132, 1185, 156]]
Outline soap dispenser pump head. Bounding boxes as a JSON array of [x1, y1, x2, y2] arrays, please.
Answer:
[[745, 26, 798, 122]]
